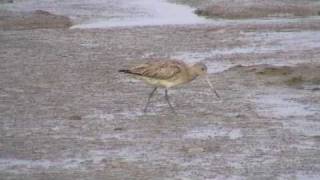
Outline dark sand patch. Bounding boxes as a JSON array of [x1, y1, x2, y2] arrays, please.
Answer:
[[174, 0, 320, 19], [0, 10, 72, 30], [254, 64, 320, 88], [0, 0, 13, 3]]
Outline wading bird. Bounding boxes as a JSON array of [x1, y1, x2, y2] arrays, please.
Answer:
[[119, 59, 220, 113]]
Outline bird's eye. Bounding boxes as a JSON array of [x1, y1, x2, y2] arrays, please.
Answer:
[[201, 67, 205, 71]]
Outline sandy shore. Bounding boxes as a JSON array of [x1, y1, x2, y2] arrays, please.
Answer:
[[1, 1, 320, 179], [0, 10, 72, 30], [173, 0, 320, 19]]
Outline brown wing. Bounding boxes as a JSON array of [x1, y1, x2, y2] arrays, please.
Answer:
[[130, 60, 185, 80]]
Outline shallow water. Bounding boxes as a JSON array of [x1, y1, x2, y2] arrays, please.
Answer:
[[0, 158, 83, 173], [72, 0, 209, 28], [254, 93, 315, 118], [5, 0, 320, 30], [183, 126, 243, 140], [4, 0, 209, 28], [253, 88, 320, 137], [173, 30, 320, 73]]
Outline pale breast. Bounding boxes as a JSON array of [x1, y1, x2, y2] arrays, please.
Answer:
[[142, 72, 190, 88]]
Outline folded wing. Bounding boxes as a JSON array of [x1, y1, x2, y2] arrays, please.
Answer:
[[130, 60, 185, 80]]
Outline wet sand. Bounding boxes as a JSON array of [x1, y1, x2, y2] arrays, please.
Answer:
[[0, 10, 72, 30], [173, 0, 320, 19], [1, 0, 320, 179]]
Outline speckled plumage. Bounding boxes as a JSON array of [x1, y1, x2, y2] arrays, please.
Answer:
[[119, 59, 209, 113], [119, 59, 207, 88]]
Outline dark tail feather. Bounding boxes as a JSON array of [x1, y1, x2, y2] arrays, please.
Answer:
[[118, 69, 131, 73], [118, 69, 142, 76]]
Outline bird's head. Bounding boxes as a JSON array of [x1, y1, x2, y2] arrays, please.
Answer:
[[192, 62, 208, 76], [191, 62, 220, 99]]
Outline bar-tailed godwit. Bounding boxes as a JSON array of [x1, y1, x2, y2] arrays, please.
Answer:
[[119, 59, 219, 113]]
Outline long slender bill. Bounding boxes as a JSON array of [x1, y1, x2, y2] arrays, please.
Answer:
[[205, 76, 220, 99]]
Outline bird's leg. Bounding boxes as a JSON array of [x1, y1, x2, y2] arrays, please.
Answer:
[[143, 87, 157, 113], [164, 89, 176, 114], [205, 76, 220, 99]]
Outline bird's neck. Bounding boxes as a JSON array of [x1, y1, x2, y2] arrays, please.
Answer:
[[188, 69, 199, 81]]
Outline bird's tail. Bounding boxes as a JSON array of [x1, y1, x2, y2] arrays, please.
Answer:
[[118, 69, 131, 73], [118, 69, 142, 76]]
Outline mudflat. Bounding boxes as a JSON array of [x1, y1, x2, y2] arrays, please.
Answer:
[[1, 1, 320, 179]]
